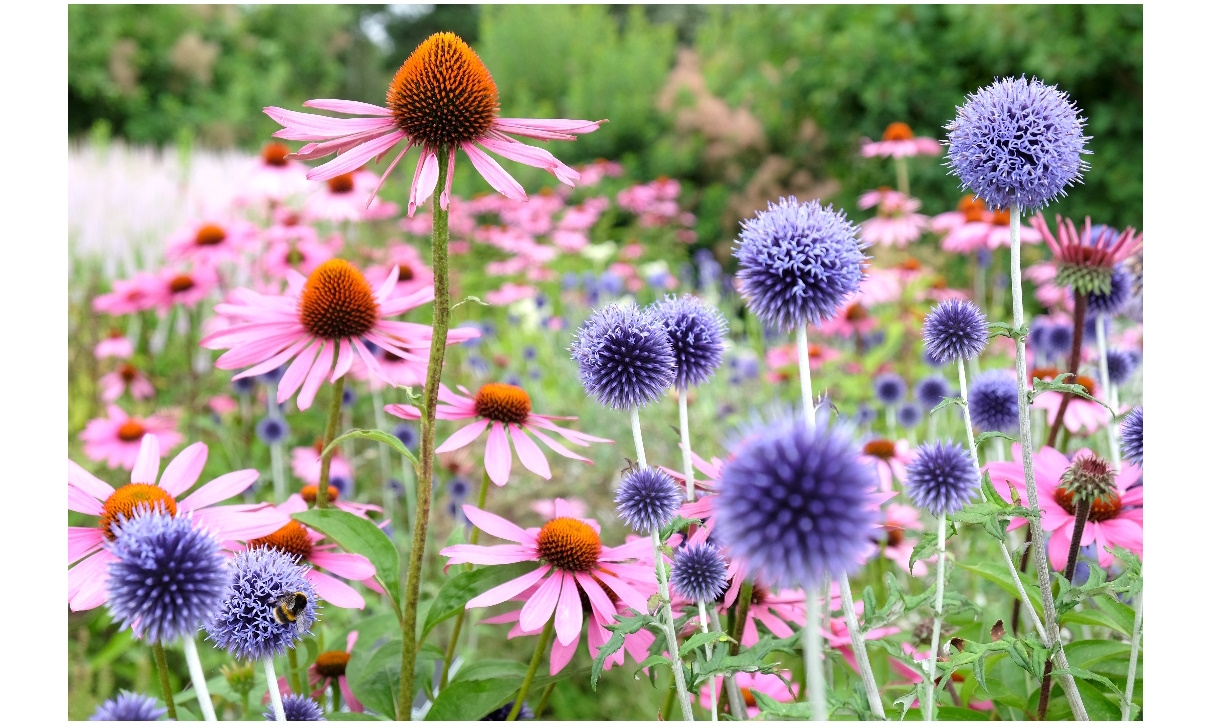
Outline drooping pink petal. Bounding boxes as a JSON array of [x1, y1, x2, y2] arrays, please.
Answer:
[[278, 339, 322, 402], [441, 544, 538, 566], [593, 570, 649, 614], [548, 633, 578, 675], [434, 419, 490, 454], [68, 550, 115, 611], [69, 527, 105, 564], [192, 505, 290, 542], [179, 470, 260, 512], [296, 340, 335, 410], [462, 143, 526, 201], [307, 569, 366, 609], [574, 572, 617, 619], [599, 539, 656, 563], [366, 141, 415, 208], [509, 425, 551, 480], [264, 107, 396, 141], [303, 98, 392, 116], [461, 505, 536, 546], [311, 551, 376, 581], [553, 571, 584, 646], [493, 118, 602, 140], [440, 146, 457, 210], [519, 570, 564, 632], [466, 565, 551, 609], [408, 148, 439, 217], [1046, 523, 1074, 571], [309, 131, 406, 181], [337, 675, 364, 713], [331, 339, 355, 382], [484, 421, 513, 486], [69, 460, 114, 501], [158, 443, 209, 497], [351, 337, 396, 388], [227, 337, 311, 380], [68, 484, 104, 516], [130, 434, 162, 485]]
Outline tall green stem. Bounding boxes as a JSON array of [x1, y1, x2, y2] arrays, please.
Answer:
[[1121, 576, 1143, 721], [1046, 291, 1088, 449], [440, 471, 492, 690], [399, 146, 452, 720], [507, 620, 554, 720], [152, 642, 178, 720], [287, 647, 303, 696], [315, 375, 346, 509], [802, 589, 827, 720]]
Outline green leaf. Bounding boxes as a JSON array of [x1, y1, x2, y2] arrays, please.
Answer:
[[908, 520, 957, 572], [449, 659, 528, 684], [327, 713, 390, 721], [451, 295, 488, 310], [633, 654, 672, 679], [292, 508, 401, 611], [931, 395, 967, 416], [1093, 595, 1137, 636], [322, 428, 419, 470], [1071, 676, 1123, 721], [937, 705, 992, 720], [987, 321, 1029, 340], [974, 430, 1016, 447], [346, 638, 402, 719], [679, 630, 731, 656], [1027, 375, 1116, 414], [955, 561, 1043, 616], [421, 563, 534, 640], [590, 611, 657, 689], [424, 676, 521, 721], [659, 515, 700, 542], [1062, 639, 1130, 669], [752, 689, 817, 719]]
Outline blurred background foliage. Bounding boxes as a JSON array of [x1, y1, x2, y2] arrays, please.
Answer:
[[69, 3, 1142, 245]]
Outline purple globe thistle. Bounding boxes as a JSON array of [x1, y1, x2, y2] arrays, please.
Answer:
[[855, 402, 878, 427], [1028, 316, 1051, 354], [670, 542, 729, 603], [393, 423, 418, 450], [104, 509, 228, 644], [232, 376, 257, 395], [1085, 265, 1133, 317], [873, 372, 907, 406], [569, 302, 676, 410], [897, 402, 923, 429], [733, 196, 868, 330], [1044, 324, 1073, 361], [945, 76, 1090, 211], [263, 694, 325, 721], [205, 548, 318, 662], [447, 476, 471, 501], [922, 299, 988, 363], [652, 294, 729, 391], [482, 702, 534, 720], [89, 691, 167, 721], [1105, 349, 1140, 386], [341, 387, 356, 407], [904, 441, 979, 516], [256, 415, 290, 445], [1121, 406, 1143, 466], [712, 419, 882, 589], [968, 370, 1019, 432], [615, 466, 683, 533], [916, 374, 952, 411]]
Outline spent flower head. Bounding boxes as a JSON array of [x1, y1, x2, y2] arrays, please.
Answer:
[[1031, 214, 1143, 297]]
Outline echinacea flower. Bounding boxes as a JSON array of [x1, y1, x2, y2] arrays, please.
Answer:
[[206, 548, 318, 661], [291, 441, 352, 494], [237, 141, 312, 206], [265, 32, 601, 215], [857, 188, 931, 248], [89, 691, 167, 721], [99, 362, 155, 403], [166, 218, 259, 266], [1031, 214, 1143, 296], [570, 302, 677, 410], [69, 435, 290, 611], [304, 169, 400, 223], [935, 204, 1043, 253], [987, 444, 1142, 569], [144, 265, 221, 314], [701, 670, 798, 718], [880, 503, 932, 576], [652, 294, 728, 391], [94, 330, 134, 360], [386, 382, 609, 486], [307, 632, 364, 713], [262, 693, 325, 721], [202, 258, 478, 410], [858, 438, 913, 492], [861, 122, 943, 158], [903, 441, 979, 515], [80, 404, 183, 471], [1033, 374, 1112, 435], [922, 299, 987, 364]]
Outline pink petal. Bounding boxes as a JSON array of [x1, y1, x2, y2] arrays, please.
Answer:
[[510, 425, 551, 479], [192, 505, 290, 542], [593, 570, 649, 614], [1046, 525, 1073, 572], [311, 551, 376, 581], [296, 340, 334, 411], [553, 571, 584, 646], [68, 484, 104, 516], [68, 460, 114, 501], [549, 634, 578, 675], [337, 675, 364, 713], [467, 565, 551, 609], [279, 340, 322, 402], [351, 337, 395, 388], [519, 571, 564, 632], [441, 544, 538, 566], [477, 136, 561, 172], [303, 98, 392, 116], [331, 339, 355, 382], [309, 131, 406, 180], [440, 147, 457, 209], [599, 539, 655, 563], [68, 550, 115, 611], [130, 434, 161, 485], [461, 505, 535, 545], [434, 419, 490, 454], [179, 470, 260, 511], [307, 569, 366, 609], [408, 149, 439, 216], [228, 338, 311, 381], [574, 572, 617, 619], [69, 527, 104, 564], [264, 106, 396, 140], [158, 443, 209, 497], [484, 421, 513, 486], [462, 142, 526, 201], [366, 141, 414, 208]]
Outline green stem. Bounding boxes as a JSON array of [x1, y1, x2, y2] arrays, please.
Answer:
[[315, 375, 346, 509], [153, 642, 178, 720], [288, 647, 303, 696], [533, 682, 556, 719], [399, 146, 452, 720], [895, 156, 910, 197], [802, 590, 826, 720], [440, 471, 492, 690], [729, 582, 753, 655], [507, 620, 553, 720], [662, 677, 678, 721], [1121, 574, 1143, 721], [923, 514, 948, 721]]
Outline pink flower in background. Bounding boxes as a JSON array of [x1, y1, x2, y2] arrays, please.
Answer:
[[236, 142, 312, 206], [94, 331, 134, 360], [80, 405, 183, 470], [701, 670, 796, 718], [1024, 260, 1068, 309], [881, 502, 933, 576], [98, 363, 155, 403], [291, 442, 353, 491], [68, 436, 289, 611], [823, 588, 901, 674], [730, 584, 807, 645], [765, 342, 841, 383], [558, 196, 610, 231], [532, 498, 588, 520], [1033, 374, 1113, 435], [858, 189, 931, 248], [856, 438, 912, 492], [166, 218, 259, 266], [260, 233, 338, 279], [860, 122, 942, 158], [145, 264, 220, 313], [936, 205, 1042, 254], [308, 632, 364, 712], [208, 394, 238, 415], [265, 33, 599, 216], [92, 273, 158, 316], [386, 383, 610, 486], [817, 301, 878, 339], [365, 241, 434, 299], [575, 160, 623, 187], [303, 169, 400, 223], [485, 282, 537, 305]]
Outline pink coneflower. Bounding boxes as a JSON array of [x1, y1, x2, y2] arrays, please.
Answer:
[[208, 394, 238, 416], [68, 435, 290, 611], [296, 485, 383, 521], [987, 444, 1142, 570], [484, 282, 537, 306], [1031, 213, 1143, 297], [532, 497, 588, 520], [816, 301, 879, 339], [365, 241, 434, 300], [1024, 260, 1068, 309], [857, 188, 931, 248], [260, 233, 337, 279], [242, 495, 378, 608], [441, 500, 657, 672], [701, 670, 797, 718], [1033, 374, 1112, 435], [92, 272, 158, 316], [856, 438, 912, 492], [575, 159, 623, 187], [880, 502, 932, 577], [934, 197, 1042, 253], [237, 142, 312, 206], [309, 632, 364, 712], [202, 258, 477, 410], [166, 218, 259, 266], [861, 122, 942, 158], [265, 32, 601, 216], [80, 404, 183, 470], [291, 441, 353, 492], [303, 169, 400, 223], [145, 264, 220, 313], [764, 342, 841, 383], [99, 362, 155, 403], [385, 383, 611, 486], [728, 583, 807, 645], [94, 330, 134, 360]]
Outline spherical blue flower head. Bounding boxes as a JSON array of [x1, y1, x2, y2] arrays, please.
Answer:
[[393, 423, 418, 450], [482, 702, 533, 720], [670, 542, 729, 603], [264, 694, 325, 721], [922, 299, 988, 363], [733, 196, 868, 330], [897, 403, 923, 429], [916, 374, 952, 411], [1105, 348, 1140, 386], [855, 402, 878, 427], [205, 548, 317, 661], [713, 419, 882, 589], [89, 690, 167, 721], [599, 271, 624, 296], [968, 370, 1019, 432], [653, 294, 729, 391], [904, 441, 979, 515], [873, 372, 907, 406], [232, 376, 257, 395], [447, 476, 471, 500], [1045, 324, 1073, 360], [569, 302, 676, 410], [1120, 406, 1143, 466], [1028, 316, 1050, 352], [1085, 265, 1133, 317], [945, 76, 1090, 211], [104, 509, 227, 644], [341, 387, 356, 406], [615, 466, 683, 533], [256, 416, 291, 445]]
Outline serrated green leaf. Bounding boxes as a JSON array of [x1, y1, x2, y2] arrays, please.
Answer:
[[1070, 676, 1123, 721], [659, 515, 700, 542], [956, 561, 1043, 616], [931, 395, 967, 416], [974, 430, 1016, 447], [420, 562, 533, 639], [322, 428, 419, 470], [937, 705, 992, 720], [973, 653, 989, 692], [632, 654, 672, 679], [1027, 375, 1116, 414], [679, 630, 730, 656], [988, 321, 1029, 340], [292, 508, 401, 612], [909, 521, 957, 572], [752, 688, 817, 719]]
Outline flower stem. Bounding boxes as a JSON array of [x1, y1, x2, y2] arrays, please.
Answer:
[[287, 647, 303, 696], [1094, 315, 1122, 467], [507, 619, 554, 721], [678, 389, 695, 500], [315, 375, 346, 509], [1008, 204, 1088, 721], [729, 581, 753, 654], [264, 657, 286, 721], [1063, 500, 1091, 583], [270, 440, 286, 504], [923, 514, 947, 721], [796, 324, 816, 429], [182, 635, 217, 721], [399, 146, 452, 720], [802, 590, 827, 720], [153, 642, 178, 720], [707, 608, 746, 720], [440, 472, 493, 690], [1122, 579, 1143, 721], [696, 600, 720, 722], [533, 682, 556, 718], [895, 156, 910, 197], [1046, 290, 1088, 449], [371, 386, 394, 519]]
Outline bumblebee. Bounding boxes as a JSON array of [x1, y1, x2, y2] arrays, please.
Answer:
[[272, 592, 309, 627]]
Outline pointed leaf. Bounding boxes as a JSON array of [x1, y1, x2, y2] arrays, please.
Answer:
[[292, 508, 400, 612]]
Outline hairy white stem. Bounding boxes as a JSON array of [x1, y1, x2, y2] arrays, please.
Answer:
[[923, 515, 947, 721], [796, 324, 815, 429], [697, 601, 719, 722], [1095, 315, 1121, 468], [679, 389, 695, 500], [264, 658, 285, 721], [182, 635, 217, 721], [803, 590, 827, 720], [1121, 581, 1143, 721], [837, 574, 886, 719]]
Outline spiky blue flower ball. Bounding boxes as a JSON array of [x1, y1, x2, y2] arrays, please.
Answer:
[[873, 372, 907, 406], [945, 76, 1090, 211], [922, 299, 988, 363], [653, 294, 729, 390], [1085, 265, 1133, 317], [968, 370, 1019, 432], [670, 542, 729, 603], [482, 702, 534, 720], [615, 467, 683, 533], [205, 548, 317, 662], [256, 416, 290, 445], [1045, 324, 1073, 361], [570, 302, 676, 410], [1121, 407, 1143, 466], [104, 509, 227, 644], [1105, 349, 1140, 386], [264, 694, 325, 721], [394, 423, 418, 450], [916, 374, 952, 411], [713, 419, 881, 589], [1028, 316, 1050, 354], [733, 197, 867, 330], [897, 403, 923, 429], [904, 441, 979, 515], [89, 691, 167, 721]]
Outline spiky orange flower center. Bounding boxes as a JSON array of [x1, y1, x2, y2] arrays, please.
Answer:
[[298, 259, 380, 340], [901, 257, 922, 272], [990, 209, 1012, 226], [845, 303, 868, 322], [536, 517, 601, 573], [885, 524, 905, 548], [882, 122, 914, 141], [1054, 487, 1121, 522], [314, 650, 351, 678], [118, 363, 138, 382], [396, 263, 415, 281], [99, 484, 177, 541], [247, 521, 313, 560], [326, 173, 355, 194], [958, 194, 986, 220], [263, 142, 290, 167], [301, 485, 340, 505], [386, 32, 499, 149], [194, 224, 227, 247], [169, 274, 196, 294], [740, 688, 758, 708], [473, 383, 532, 424], [117, 420, 146, 442], [863, 439, 897, 460]]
